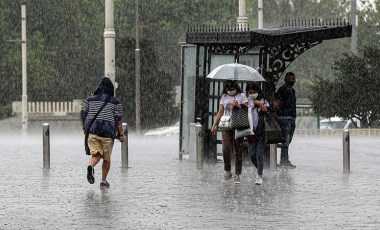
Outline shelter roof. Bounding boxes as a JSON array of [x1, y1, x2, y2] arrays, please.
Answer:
[[186, 19, 352, 47]]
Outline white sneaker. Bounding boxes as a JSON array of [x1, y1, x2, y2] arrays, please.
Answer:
[[234, 175, 241, 184], [255, 174, 263, 185]]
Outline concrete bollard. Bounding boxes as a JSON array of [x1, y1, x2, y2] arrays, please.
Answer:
[[269, 144, 277, 171], [121, 122, 129, 168], [43, 123, 50, 170], [343, 129, 350, 174], [196, 121, 204, 169]]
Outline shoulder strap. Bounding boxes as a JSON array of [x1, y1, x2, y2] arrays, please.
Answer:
[[88, 96, 111, 129]]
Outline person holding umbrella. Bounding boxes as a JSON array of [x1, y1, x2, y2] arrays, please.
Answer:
[[211, 80, 248, 184]]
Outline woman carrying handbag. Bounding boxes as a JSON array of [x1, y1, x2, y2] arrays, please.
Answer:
[[246, 82, 269, 185], [211, 80, 248, 184]]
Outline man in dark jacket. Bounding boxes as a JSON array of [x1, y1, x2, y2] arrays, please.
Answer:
[[81, 77, 125, 188], [274, 72, 297, 169]]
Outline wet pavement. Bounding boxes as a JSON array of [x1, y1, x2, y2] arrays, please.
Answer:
[[1, 130, 379, 229]]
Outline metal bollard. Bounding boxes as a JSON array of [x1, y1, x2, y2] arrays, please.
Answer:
[[196, 121, 204, 169], [43, 123, 50, 170], [121, 123, 129, 168], [343, 129, 350, 174], [269, 144, 277, 171]]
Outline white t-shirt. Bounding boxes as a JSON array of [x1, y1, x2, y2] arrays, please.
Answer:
[[220, 93, 248, 116]]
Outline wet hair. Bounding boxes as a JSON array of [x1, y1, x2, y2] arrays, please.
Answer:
[[93, 77, 115, 97], [221, 80, 241, 95], [245, 82, 264, 100], [285, 72, 295, 82]]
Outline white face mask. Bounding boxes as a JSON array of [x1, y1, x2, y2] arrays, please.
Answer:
[[249, 93, 258, 99], [227, 90, 236, 96]]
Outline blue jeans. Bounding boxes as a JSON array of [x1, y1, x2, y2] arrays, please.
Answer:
[[247, 135, 265, 175], [276, 117, 296, 162]]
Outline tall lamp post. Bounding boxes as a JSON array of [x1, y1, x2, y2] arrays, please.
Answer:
[[135, 0, 141, 135], [351, 0, 358, 54], [21, 3, 28, 131], [104, 0, 116, 86]]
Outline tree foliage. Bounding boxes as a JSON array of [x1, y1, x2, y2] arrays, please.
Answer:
[[309, 46, 380, 127], [115, 36, 178, 129]]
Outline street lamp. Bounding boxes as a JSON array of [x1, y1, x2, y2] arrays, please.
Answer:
[[351, 0, 358, 54], [21, 3, 28, 131], [104, 0, 116, 87], [135, 0, 141, 135]]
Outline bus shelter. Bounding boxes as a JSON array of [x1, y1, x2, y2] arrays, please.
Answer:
[[180, 19, 352, 161]]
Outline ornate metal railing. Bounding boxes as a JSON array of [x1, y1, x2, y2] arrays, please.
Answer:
[[282, 18, 351, 27], [187, 18, 351, 34], [187, 24, 250, 33]]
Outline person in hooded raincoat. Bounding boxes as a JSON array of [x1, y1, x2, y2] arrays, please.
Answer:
[[80, 77, 125, 188]]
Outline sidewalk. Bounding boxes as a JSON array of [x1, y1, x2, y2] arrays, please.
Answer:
[[0, 131, 379, 229]]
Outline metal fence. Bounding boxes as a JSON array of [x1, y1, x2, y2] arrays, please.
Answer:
[[12, 99, 83, 115]]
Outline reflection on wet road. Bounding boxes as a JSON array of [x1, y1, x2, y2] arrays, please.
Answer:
[[0, 133, 379, 229]]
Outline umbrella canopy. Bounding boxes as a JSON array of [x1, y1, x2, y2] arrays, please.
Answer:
[[206, 63, 265, 82]]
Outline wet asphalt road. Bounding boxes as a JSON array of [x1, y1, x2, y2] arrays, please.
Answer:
[[1, 130, 379, 229]]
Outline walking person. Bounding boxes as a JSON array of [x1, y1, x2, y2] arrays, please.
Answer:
[[274, 72, 297, 169], [246, 82, 269, 185], [211, 80, 248, 184], [81, 77, 125, 188]]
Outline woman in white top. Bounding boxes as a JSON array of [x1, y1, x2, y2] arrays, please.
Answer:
[[246, 82, 269, 185], [211, 80, 248, 184]]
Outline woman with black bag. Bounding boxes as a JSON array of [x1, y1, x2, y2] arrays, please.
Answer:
[[246, 82, 269, 185], [211, 80, 248, 184]]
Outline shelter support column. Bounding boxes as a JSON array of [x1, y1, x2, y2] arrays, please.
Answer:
[[237, 0, 248, 29]]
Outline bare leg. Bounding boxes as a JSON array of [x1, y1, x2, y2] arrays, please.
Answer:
[[89, 152, 102, 167], [102, 160, 111, 181]]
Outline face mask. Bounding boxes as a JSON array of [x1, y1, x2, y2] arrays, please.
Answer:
[[249, 93, 258, 99], [286, 81, 295, 87], [227, 90, 236, 96]]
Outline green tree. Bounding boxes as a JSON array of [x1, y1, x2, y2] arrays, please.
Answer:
[[26, 0, 105, 100], [115, 36, 178, 129], [357, 0, 380, 48], [0, 0, 104, 104], [309, 46, 380, 127], [0, 0, 23, 105]]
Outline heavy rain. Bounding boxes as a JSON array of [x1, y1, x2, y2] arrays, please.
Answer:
[[0, 0, 380, 229]]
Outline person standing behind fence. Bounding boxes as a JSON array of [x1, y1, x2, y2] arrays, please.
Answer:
[[274, 72, 297, 169], [81, 77, 125, 188], [211, 80, 248, 184], [246, 82, 269, 185]]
